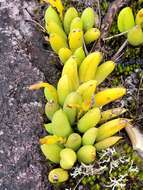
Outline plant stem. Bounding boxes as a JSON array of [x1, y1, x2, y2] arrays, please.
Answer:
[[103, 31, 128, 41]]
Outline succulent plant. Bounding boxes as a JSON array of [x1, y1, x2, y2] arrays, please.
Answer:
[[44, 123, 53, 134], [48, 168, 69, 183], [58, 47, 72, 64], [63, 92, 82, 124], [73, 47, 85, 66], [70, 17, 83, 31], [127, 25, 143, 46], [77, 145, 96, 164], [135, 8, 143, 28], [84, 28, 100, 44], [29, 2, 142, 186], [46, 21, 67, 40], [94, 61, 115, 85], [49, 33, 68, 54], [81, 7, 96, 31], [95, 136, 122, 150], [65, 133, 81, 151], [69, 29, 83, 52], [77, 107, 101, 133], [44, 6, 62, 27], [64, 7, 78, 34], [79, 52, 103, 83], [52, 109, 72, 138], [117, 7, 135, 33], [41, 144, 63, 163], [96, 118, 130, 141], [117, 7, 143, 46], [45, 101, 59, 121], [82, 127, 98, 145], [60, 148, 77, 169]]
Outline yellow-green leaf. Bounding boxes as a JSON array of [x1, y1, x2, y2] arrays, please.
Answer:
[[43, 0, 64, 19]]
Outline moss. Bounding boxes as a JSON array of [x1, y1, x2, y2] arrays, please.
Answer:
[[100, 0, 109, 13]]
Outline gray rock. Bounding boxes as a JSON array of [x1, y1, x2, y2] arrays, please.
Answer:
[[0, 0, 60, 189]]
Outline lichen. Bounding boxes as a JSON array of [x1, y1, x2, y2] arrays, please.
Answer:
[[69, 143, 143, 190]]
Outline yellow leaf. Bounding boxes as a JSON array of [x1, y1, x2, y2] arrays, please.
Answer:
[[29, 82, 52, 90], [40, 135, 65, 145], [43, 0, 64, 19]]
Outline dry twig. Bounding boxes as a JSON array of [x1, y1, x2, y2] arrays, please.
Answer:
[[92, 0, 130, 52], [101, 0, 130, 39]]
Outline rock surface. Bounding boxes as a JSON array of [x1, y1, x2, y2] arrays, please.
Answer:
[[0, 0, 60, 189]]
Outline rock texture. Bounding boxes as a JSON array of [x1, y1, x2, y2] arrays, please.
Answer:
[[0, 0, 60, 189]]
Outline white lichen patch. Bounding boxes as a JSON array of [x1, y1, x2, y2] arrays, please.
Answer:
[[71, 148, 139, 190]]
